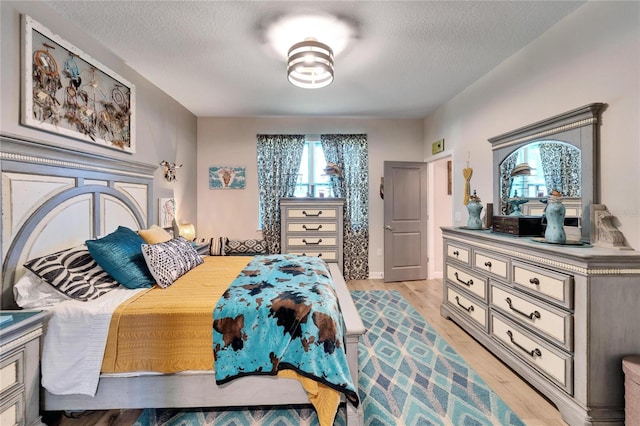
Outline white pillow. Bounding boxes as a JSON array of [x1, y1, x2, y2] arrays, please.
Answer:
[[13, 270, 70, 308]]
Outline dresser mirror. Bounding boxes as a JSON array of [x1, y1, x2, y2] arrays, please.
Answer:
[[488, 103, 606, 242]]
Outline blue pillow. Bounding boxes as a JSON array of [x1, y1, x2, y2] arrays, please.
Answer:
[[86, 226, 155, 289]]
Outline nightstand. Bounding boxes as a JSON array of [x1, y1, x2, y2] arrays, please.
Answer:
[[0, 311, 48, 426]]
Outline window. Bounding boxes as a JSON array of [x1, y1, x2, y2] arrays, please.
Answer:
[[292, 139, 334, 198], [508, 143, 547, 198]]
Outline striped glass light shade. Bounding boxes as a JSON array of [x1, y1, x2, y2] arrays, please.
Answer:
[[287, 38, 334, 89]]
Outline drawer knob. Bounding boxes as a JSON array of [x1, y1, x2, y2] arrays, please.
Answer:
[[302, 238, 322, 245], [453, 272, 473, 287], [506, 330, 542, 358], [484, 261, 492, 268], [455, 296, 474, 313], [302, 224, 322, 231], [505, 297, 541, 320], [453, 250, 459, 256], [529, 277, 540, 285], [302, 210, 322, 217]]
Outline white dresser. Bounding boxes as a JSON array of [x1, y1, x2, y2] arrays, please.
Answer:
[[280, 198, 344, 273], [0, 311, 47, 426], [441, 227, 640, 426]]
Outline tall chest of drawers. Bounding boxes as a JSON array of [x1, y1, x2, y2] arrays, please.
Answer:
[[280, 198, 344, 273], [441, 227, 640, 426]]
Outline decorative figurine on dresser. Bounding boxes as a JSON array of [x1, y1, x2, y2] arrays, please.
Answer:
[[0, 310, 48, 426], [280, 197, 345, 273], [442, 103, 640, 426], [506, 192, 529, 216], [466, 190, 483, 230], [543, 190, 566, 244]]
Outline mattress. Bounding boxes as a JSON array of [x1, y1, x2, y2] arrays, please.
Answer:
[[40, 256, 250, 396]]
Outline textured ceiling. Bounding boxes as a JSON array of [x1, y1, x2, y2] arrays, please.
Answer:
[[44, 1, 583, 118]]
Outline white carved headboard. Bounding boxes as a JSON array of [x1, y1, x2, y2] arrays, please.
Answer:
[[1, 134, 156, 309]]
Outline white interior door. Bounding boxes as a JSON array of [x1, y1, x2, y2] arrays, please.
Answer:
[[383, 161, 428, 282]]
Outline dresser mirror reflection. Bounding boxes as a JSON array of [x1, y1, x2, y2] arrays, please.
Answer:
[[489, 103, 607, 242]]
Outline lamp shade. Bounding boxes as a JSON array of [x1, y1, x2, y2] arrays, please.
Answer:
[[511, 163, 532, 177], [287, 39, 334, 89], [177, 223, 196, 242]]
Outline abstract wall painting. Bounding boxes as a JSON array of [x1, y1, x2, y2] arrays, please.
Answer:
[[159, 198, 176, 228], [22, 15, 135, 153]]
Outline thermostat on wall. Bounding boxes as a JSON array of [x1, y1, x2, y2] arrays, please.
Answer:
[[432, 138, 445, 154]]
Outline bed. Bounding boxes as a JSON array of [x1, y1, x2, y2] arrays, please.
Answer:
[[0, 134, 365, 425]]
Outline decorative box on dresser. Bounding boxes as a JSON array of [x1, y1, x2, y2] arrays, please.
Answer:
[[0, 311, 47, 426], [440, 227, 640, 426], [280, 198, 344, 273]]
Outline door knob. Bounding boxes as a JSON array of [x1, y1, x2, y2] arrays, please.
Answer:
[[385, 225, 392, 230]]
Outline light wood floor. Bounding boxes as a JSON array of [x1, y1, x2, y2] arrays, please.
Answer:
[[44, 278, 567, 426]]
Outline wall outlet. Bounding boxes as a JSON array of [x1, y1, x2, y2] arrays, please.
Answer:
[[376, 248, 383, 256]]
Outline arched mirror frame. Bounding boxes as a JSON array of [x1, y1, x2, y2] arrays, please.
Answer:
[[488, 103, 607, 243]]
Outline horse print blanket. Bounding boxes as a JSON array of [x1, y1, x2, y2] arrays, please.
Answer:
[[213, 254, 359, 407]]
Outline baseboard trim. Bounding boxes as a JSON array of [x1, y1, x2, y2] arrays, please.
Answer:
[[366, 272, 442, 280]]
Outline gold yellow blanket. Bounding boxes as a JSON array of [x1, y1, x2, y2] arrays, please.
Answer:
[[101, 256, 251, 373], [100, 255, 341, 426]]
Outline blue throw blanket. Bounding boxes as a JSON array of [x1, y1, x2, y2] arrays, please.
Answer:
[[213, 254, 358, 406]]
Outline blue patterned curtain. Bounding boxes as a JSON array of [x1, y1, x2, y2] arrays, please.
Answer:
[[499, 153, 519, 214], [539, 142, 581, 197], [256, 134, 305, 254], [320, 134, 369, 280]]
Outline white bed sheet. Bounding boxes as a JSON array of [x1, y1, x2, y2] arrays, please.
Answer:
[[41, 287, 146, 396]]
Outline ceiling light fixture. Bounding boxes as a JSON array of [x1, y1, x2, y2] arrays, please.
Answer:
[[287, 38, 334, 89]]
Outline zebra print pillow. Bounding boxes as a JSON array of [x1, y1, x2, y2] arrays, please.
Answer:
[[141, 237, 204, 288], [24, 245, 120, 301]]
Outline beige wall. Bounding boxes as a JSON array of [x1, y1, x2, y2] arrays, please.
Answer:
[[5, 1, 637, 277], [427, 156, 452, 279], [0, 1, 198, 226], [197, 117, 424, 276], [424, 1, 640, 249]]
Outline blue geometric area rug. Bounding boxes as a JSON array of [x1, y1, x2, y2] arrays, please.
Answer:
[[353, 290, 524, 426], [135, 290, 524, 426]]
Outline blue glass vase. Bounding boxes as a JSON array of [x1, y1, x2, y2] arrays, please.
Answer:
[[544, 196, 566, 243]]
